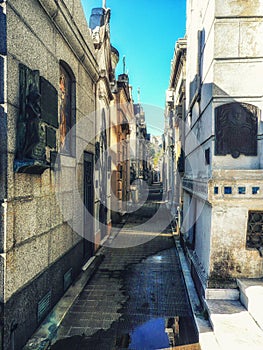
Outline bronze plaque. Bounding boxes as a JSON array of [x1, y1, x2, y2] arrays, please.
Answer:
[[215, 102, 258, 158], [46, 126, 56, 148], [40, 77, 58, 128], [16, 64, 43, 160], [32, 123, 46, 160]]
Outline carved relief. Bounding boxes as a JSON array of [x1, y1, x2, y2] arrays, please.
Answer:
[[16, 65, 45, 161], [215, 102, 258, 158], [15, 64, 58, 174]]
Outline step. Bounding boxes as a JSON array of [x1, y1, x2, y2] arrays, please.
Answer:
[[237, 278, 263, 331], [205, 299, 263, 350]]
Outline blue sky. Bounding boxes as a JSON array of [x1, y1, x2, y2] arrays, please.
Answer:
[[81, 0, 186, 134]]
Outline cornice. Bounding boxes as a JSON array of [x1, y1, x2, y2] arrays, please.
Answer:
[[37, 0, 99, 82]]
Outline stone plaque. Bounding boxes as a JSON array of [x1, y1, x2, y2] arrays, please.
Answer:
[[215, 102, 258, 158], [46, 126, 56, 148], [40, 77, 58, 128]]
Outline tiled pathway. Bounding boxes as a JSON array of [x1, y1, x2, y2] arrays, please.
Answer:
[[51, 188, 199, 349]]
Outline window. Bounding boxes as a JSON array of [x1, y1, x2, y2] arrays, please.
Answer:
[[224, 186, 232, 194], [59, 62, 76, 156], [252, 187, 260, 195], [238, 187, 246, 194], [205, 148, 210, 165]]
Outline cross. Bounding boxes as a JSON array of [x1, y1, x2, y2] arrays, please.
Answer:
[[123, 56, 126, 74], [102, 0, 107, 8], [137, 87, 141, 104]]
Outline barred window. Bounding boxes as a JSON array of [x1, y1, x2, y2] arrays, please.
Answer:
[[246, 211, 263, 250]]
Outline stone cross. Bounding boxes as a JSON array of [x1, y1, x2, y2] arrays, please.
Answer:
[[102, 0, 107, 8]]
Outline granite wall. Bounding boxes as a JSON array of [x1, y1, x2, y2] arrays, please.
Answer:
[[1, 0, 99, 348]]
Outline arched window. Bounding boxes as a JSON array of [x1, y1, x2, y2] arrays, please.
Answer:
[[59, 61, 76, 156]]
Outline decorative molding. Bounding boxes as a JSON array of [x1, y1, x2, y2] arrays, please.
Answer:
[[182, 178, 208, 200]]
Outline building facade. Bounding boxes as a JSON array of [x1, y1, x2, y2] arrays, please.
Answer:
[[164, 38, 187, 219], [181, 0, 263, 299], [89, 5, 116, 245], [110, 72, 133, 222], [0, 0, 113, 348]]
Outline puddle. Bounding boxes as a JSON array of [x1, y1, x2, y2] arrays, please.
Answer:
[[116, 316, 199, 349], [51, 316, 200, 350], [127, 318, 170, 349]]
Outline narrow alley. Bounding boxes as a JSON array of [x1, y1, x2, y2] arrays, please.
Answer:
[[50, 184, 199, 350]]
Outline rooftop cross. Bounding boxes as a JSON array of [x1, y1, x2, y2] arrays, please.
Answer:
[[123, 56, 126, 75], [137, 87, 141, 104], [102, 0, 106, 8]]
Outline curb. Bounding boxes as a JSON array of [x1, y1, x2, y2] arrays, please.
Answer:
[[23, 252, 104, 350], [173, 233, 221, 350], [172, 234, 221, 350]]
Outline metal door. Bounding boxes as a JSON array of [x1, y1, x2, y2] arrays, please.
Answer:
[[84, 152, 94, 259]]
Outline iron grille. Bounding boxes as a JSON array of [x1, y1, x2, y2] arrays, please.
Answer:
[[246, 211, 263, 251], [37, 291, 51, 323]]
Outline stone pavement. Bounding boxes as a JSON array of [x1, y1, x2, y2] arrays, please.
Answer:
[[50, 185, 200, 349], [51, 235, 199, 349], [25, 184, 263, 349]]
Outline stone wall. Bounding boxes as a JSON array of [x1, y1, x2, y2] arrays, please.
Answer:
[[184, 0, 263, 292], [2, 0, 99, 347]]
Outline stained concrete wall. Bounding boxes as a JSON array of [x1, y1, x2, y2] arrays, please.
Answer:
[[209, 170, 263, 285]]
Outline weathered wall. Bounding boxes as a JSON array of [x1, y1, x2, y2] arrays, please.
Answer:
[[209, 170, 263, 285], [184, 0, 263, 291], [3, 0, 98, 347]]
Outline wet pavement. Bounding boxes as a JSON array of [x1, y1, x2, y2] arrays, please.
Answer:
[[51, 184, 199, 349]]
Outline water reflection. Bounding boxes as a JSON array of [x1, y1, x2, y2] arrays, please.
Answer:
[[129, 318, 169, 349], [117, 317, 183, 349]]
